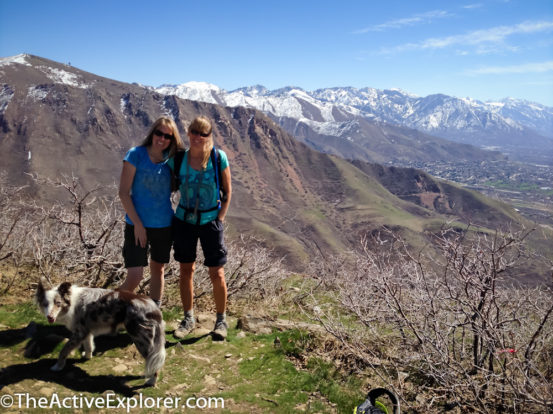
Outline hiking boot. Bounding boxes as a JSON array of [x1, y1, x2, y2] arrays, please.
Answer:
[[174, 316, 195, 339], [212, 319, 228, 340]]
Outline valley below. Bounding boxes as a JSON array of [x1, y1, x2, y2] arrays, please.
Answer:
[[398, 158, 553, 229]]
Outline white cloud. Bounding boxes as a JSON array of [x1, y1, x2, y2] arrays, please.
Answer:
[[465, 61, 553, 75], [381, 20, 553, 54], [353, 10, 452, 34]]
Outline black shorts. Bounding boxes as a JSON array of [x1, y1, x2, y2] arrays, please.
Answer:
[[173, 217, 227, 267], [122, 223, 172, 268]]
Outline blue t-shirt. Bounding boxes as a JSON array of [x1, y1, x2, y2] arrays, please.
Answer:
[[123, 146, 173, 228], [169, 149, 229, 225]]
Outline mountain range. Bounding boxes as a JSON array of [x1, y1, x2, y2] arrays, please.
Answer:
[[1, 54, 551, 283], [156, 82, 553, 165]]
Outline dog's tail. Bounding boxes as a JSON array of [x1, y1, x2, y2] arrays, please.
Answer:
[[145, 319, 166, 380]]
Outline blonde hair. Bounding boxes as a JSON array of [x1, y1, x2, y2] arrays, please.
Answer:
[[142, 116, 184, 158], [188, 116, 213, 169]]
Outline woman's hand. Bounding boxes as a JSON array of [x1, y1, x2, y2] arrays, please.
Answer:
[[134, 222, 147, 248], [217, 165, 232, 225]]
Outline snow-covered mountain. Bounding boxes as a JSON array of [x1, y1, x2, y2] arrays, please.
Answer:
[[156, 82, 553, 163]]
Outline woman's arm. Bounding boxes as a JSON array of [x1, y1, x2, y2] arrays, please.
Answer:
[[118, 161, 147, 247], [217, 165, 232, 222]]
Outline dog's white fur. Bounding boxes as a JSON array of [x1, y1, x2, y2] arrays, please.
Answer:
[[35, 278, 166, 386]]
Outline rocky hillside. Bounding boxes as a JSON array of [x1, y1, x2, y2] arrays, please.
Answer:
[[1, 54, 550, 281]]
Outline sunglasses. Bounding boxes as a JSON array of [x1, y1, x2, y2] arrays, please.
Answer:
[[190, 129, 211, 138], [153, 129, 174, 140]]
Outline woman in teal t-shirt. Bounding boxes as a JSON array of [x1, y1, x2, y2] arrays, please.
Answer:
[[118, 116, 184, 306], [171, 116, 232, 340]]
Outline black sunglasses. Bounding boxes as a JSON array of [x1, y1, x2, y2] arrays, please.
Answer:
[[190, 129, 210, 138], [153, 129, 174, 140]]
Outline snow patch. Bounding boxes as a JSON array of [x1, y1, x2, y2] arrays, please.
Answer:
[[157, 81, 222, 104], [38, 66, 90, 89], [160, 96, 178, 120], [0, 85, 14, 114], [120, 96, 129, 114], [302, 119, 359, 137], [27, 86, 49, 101], [0, 54, 31, 67]]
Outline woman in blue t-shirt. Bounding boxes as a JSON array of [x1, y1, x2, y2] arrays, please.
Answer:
[[171, 116, 232, 340], [118, 116, 184, 306]]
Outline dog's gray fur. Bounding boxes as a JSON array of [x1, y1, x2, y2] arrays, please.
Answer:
[[35, 277, 166, 386]]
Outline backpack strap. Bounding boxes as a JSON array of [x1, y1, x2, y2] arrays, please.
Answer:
[[171, 150, 186, 191], [210, 147, 222, 210]]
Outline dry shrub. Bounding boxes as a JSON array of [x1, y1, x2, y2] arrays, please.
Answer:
[[0, 172, 34, 293], [21, 173, 125, 287], [160, 234, 289, 312], [301, 226, 553, 413], [0, 172, 289, 311]]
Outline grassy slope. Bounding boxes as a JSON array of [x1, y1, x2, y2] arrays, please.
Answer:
[[0, 300, 367, 414]]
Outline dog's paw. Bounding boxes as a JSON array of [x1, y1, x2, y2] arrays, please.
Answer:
[[144, 376, 157, 387], [50, 362, 65, 371], [82, 351, 93, 359]]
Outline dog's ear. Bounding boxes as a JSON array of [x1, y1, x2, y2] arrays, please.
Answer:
[[35, 277, 49, 304], [58, 282, 72, 303], [38, 277, 51, 290], [36, 277, 46, 296]]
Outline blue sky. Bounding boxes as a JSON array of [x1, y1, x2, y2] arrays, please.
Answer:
[[1, 0, 552, 106]]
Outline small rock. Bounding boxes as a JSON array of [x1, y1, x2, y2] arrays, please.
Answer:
[[237, 315, 273, 334], [169, 383, 189, 393], [189, 353, 211, 363], [39, 387, 55, 396], [204, 375, 216, 386], [197, 313, 216, 324], [194, 327, 212, 336], [112, 364, 127, 373]]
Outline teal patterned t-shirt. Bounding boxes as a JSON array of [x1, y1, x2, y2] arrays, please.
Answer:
[[168, 149, 229, 225]]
